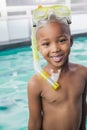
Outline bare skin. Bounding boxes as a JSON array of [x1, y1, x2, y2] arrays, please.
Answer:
[[27, 22, 87, 130]]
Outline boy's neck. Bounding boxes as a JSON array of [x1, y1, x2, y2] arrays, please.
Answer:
[[46, 60, 69, 74]]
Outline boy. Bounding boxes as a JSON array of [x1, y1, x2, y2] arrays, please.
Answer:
[[27, 5, 87, 130]]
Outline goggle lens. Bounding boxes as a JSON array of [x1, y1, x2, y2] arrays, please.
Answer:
[[32, 5, 71, 25]]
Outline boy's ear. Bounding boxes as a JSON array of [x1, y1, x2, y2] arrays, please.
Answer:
[[70, 36, 73, 47]]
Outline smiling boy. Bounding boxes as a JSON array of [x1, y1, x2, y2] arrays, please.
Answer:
[[27, 5, 87, 130]]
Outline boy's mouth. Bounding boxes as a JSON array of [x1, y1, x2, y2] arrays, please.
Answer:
[[51, 55, 63, 62]]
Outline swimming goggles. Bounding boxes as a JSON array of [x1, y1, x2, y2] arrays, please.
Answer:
[[32, 5, 71, 25]]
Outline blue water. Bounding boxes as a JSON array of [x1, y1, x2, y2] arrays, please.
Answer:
[[0, 36, 87, 130]]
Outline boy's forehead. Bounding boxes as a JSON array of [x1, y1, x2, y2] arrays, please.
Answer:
[[36, 22, 70, 38]]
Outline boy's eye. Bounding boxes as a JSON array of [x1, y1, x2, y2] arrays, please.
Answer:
[[42, 42, 49, 46], [57, 38, 67, 44]]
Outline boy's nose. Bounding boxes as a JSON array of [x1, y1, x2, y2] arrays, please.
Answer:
[[51, 43, 60, 53]]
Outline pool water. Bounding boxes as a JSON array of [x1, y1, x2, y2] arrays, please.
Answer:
[[0, 36, 87, 130]]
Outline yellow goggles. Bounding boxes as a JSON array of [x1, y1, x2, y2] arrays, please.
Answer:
[[33, 5, 71, 24]]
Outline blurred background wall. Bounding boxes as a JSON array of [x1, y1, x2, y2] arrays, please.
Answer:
[[0, 0, 87, 44]]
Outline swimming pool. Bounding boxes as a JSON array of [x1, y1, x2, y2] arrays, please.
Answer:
[[0, 36, 87, 130]]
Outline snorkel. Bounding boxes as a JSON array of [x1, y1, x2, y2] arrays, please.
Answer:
[[31, 25, 60, 89], [31, 4, 71, 90]]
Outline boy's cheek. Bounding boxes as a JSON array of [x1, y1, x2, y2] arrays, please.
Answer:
[[62, 44, 70, 52], [38, 46, 42, 53]]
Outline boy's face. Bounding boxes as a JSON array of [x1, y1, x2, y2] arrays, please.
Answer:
[[36, 22, 73, 69]]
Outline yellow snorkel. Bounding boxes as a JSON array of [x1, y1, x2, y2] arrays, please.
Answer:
[[31, 4, 71, 90], [31, 27, 59, 90]]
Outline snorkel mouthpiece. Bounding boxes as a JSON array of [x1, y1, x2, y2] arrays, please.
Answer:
[[40, 70, 60, 90]]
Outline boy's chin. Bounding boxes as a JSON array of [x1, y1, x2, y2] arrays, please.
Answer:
[[51, 60, 68, 69], [50, 62, 64, 69]]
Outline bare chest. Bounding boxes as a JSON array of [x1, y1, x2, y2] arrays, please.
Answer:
[[41, 75, 85, 104]]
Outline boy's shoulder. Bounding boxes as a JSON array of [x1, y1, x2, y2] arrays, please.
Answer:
[[28, 74, 42, 94], [70, 63, 87, 69], [71, 63, 87, 70], [70, 63, 87, 78]]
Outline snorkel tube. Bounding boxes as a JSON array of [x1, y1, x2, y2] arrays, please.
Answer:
[[31, 27, 60, 90], [31, 4, 71, 90]]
